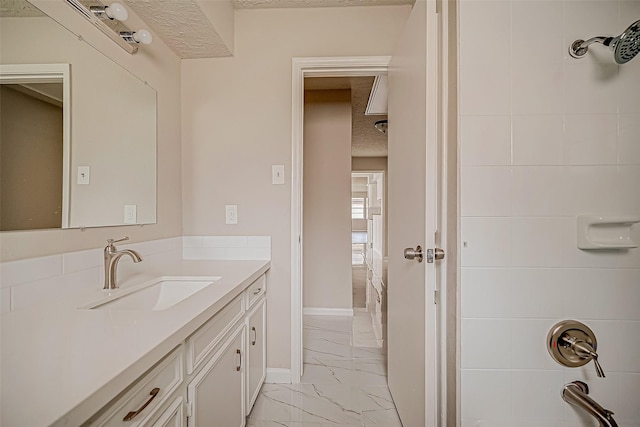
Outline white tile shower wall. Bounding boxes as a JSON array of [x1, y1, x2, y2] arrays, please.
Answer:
[[182, 236, 271, 260], [0, 237, 183, 313], [459, 0, 640, 425]]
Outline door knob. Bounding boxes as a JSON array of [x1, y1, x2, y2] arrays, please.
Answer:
[[404, 246, 423, 262]]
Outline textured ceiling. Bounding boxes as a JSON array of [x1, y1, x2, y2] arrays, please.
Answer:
[[305, 76, 388, 158], [3, 0, 413, 59], [117, 0, 413, 59], [125, 0, 232, 59], [234, 0, 413, 8], [0, 0, 45, 17]]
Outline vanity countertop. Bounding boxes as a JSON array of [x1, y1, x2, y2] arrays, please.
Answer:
[[0, 259, 270, 427]]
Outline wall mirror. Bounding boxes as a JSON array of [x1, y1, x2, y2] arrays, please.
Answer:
[[0, 0, 157, 231]]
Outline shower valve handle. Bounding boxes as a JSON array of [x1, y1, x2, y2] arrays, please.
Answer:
[[562, 335, 606, 378]]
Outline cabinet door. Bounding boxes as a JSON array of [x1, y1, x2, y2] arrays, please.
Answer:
[[144, 397, 185, 427], [246, 298, 266, 414], [187, 325, 245, 427]]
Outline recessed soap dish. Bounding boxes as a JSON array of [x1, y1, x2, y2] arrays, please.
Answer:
[[577, 215, 640, 250]]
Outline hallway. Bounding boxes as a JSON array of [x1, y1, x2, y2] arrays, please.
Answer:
[[247, 314, 401, 426]]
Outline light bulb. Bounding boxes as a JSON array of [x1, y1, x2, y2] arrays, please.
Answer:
[[105, 2, 128, 21], [133, 29, 153, 45]]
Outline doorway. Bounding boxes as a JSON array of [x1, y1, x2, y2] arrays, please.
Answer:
[[290, 57, 392, 383], [291, 42, 454, 425]]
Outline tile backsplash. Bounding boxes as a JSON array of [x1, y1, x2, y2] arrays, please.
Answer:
[[0, 236, 270, 313], [183, 236, 271, 261]]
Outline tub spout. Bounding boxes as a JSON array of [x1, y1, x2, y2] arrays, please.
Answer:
[[563, 381, 618, 427]]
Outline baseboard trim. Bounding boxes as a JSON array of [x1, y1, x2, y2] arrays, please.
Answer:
[[303, 307, 354, 316], [265, 368, 291, 384]]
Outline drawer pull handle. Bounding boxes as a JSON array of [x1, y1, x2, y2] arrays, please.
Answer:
[[253, 288, 262, 295], [251, 326, 257, 345], [236, 349, 242, 371], [123, 387, 160, 421]]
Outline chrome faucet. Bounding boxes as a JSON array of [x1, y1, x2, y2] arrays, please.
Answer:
[[563, 381, 618, 427], [104, 237, 142, 290]]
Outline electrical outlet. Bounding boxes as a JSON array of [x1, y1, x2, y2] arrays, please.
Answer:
[[124, 205, 137, 224], [225, 205, 237, 224]]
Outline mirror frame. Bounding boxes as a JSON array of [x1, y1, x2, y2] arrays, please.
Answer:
[[1, 63, 71, 228]]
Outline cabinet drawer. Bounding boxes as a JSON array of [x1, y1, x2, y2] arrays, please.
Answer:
[[87, 347, 183, 426], [246, 275, 266, 310], [186, 293, 244, 374]]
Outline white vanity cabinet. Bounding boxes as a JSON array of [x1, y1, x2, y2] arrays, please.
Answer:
[[246, 298, 266, 413], [83, 273, 268, 427]]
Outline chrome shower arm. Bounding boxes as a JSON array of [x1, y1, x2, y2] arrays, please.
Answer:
[[563, 381, 618, 427], [570, 36, 614, 58], [580, 36, 614, 48]]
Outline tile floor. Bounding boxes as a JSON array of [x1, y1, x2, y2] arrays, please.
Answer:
[[247, 314, 402, 426]]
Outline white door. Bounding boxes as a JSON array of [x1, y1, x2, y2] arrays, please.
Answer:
[[387, 1, 441, 426]]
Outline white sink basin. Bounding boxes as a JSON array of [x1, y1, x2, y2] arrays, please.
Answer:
[[85, 276, 221, 311]]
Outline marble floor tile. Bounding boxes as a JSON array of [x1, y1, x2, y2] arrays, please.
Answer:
[[304, 316, 353, 335], [358, 386, 396, 411], [353, 360, 387, 386], [304, 342, 353, 363], [362, 407, 403, 427], [353, 346, 385, 360], [301, 358, 355, 385], [250, 384, 362, 425], [248, 421, 325, 427], [249, 314, 400, 427]]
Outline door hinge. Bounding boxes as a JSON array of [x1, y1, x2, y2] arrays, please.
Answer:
[[434, 289, 438, 304], [186, 401, 193, 418]]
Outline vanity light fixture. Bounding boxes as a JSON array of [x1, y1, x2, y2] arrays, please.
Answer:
[[120, 29, 153, 45], [65, 0, 137, 54], [90, 2, 128, 21]]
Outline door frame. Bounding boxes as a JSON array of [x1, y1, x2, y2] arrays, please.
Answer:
[[290, 56, 391, 382], [290, 7, 457, 419]]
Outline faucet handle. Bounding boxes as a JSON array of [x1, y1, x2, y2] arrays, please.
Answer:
[[563, 335, 606, 378], [106, 236, 129, 247], [547, 320, 606, 378], [592, 354, 606, 378]]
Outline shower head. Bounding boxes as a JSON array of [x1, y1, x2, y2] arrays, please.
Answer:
[[614, 20, 640, 63], [569, 19, 640, 64]]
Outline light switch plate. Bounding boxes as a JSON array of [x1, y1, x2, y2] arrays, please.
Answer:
[[272, 165, 285, 185], [225, 205, 238, 224], [77, 166, 90, 185], [124, 205, 137, 224]]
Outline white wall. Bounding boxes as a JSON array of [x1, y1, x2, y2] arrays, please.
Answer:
[[181, 6, 411, 370], [459, 1, 640, 425], [0, 1, 182, 261], [303, 90, 353, 310]]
